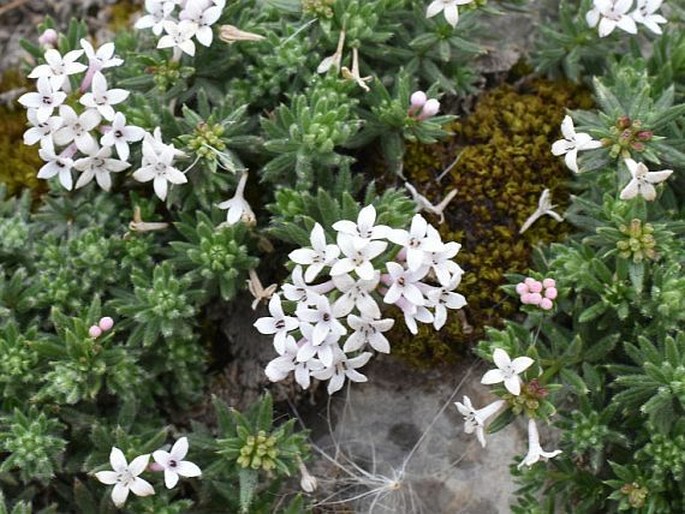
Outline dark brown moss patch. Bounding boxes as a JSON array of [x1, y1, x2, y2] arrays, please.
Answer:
[[391, 79, 593, 367]]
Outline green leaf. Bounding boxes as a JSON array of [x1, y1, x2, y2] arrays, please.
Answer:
[[560, 368, 589, 395], [238, 468, 259, 513], [578, 301, 608, 323]]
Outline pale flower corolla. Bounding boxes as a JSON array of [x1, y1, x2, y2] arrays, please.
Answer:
[[586, 0, 638, 37], [619, 159, 673, 201], [289, 223, 340, 283], [551, 115, 602, 173], [217, 171, 256, 226], [74, 145, 130, 191], [481, 348, 534, 396], [18, 76, 67, 123], [425, 0, 474, 28], [79, 71, 129, 121], [27, 48, 87, 90], [454, 396, 505, 447], [631, 0, 667, 34], [101, 112, 146, 161], [152, 437, 202, 489], [518, 418, 562, 469], [132, 128, 187, 201], [94, 447, 154, 507]]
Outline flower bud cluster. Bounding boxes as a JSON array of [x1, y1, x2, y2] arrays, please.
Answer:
[[408, 90, 441, 120], [135, 0, 226, 58], [516, 277, 557, 310], [88, 316, 115, 339], [256, 205, 466, 394], [237, 430, 279, 471]]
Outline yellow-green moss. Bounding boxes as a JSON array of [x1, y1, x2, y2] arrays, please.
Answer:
[[391, 79, 593, 367], [108, 0, 141, 32], [0, 70, 45, 197]]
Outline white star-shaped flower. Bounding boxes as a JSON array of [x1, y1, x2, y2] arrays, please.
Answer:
[[330, 233, 387, 281], [311, 350, 373, 394], [388, 214, 443, 272], [152, 437, 202, 489], [135, 0, 177, 36], [53, 105, 101, 154], [295, 295, 347, 346], [631, 0, 667, 34], [519, 189, 564, 234], [18, 76, 67, 123], [253, 294, 299, 353], [132, 129, 187, 201], [80, 39, 124, 70], [28, 48, 87, 90], [217, 171, 256, 226], [158, 20, 198, 57], [425, 0, 474, 28], [518, 418, 562, 469], [264, 336, 324, 388], [100, 112, 146, 161], [38, 141, 75, 190], [332, 205, 392, 246], [480, 348, 534, 396], [23, 108, 63, 148], [586, 0, 638, 37], [289, 223, 340, 283], [383, 261, 427, 307], [454, 396, 505, 447], [74, 145, 130, 191], [79, 71, 129, 121], [425, 274, 466, 330], [331, 272, 381, 319], [619, 159, 673, 201], [551, 115, 602, 173], [179, 1, 223, 47], [94, 447, 155, 507], [281, 266, 327, 306], [344, 314, 394, 353]]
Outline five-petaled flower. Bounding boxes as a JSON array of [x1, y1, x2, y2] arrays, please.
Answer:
[[518, 418, 563, 469], [481, 348, 534, 396], [551, 115, 602, 173], [152, 437, 202, 489], [586, 0, 637, 38], [619, 159, 673, 201], [454, 396, 505, 448], [133, 128, 187, 201], [425, 0, 474, 28], [94, 447, 155, 507]]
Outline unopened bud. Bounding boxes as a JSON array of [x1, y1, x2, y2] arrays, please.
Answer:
[[616, 116, 631, 129], [219, 25, 266, 44], [297, 458, 317, 493], [631, 141, 645, 152], [88, 325, 102, 338], [39, 29, 59, 48], [98, 316, 114, 331], [410, 90, 427, 109], [636, 130, 653, 141], [418, 98, 440, 120], [539, 298, 553, 310]]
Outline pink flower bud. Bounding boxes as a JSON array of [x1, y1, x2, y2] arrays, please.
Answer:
[[419, 98, 440, 120], [527, 293, 542, 305], [39, 29, 58, 47], [410, 90, 427, 109], [539, 298, 554, 310], [98, 316, 114, 331], [515, 282, 529, 295], [520, 293, 533, 304], [544, 287, 558, 300], [528, 281, 543, 294], [88, 325, 102, 338], [542, 278, 556, 288]]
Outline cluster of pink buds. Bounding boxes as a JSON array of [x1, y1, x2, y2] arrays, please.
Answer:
[[89, 316, 114, 338], [408, 91, 440, 121], [516, 278, 557, 311]]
